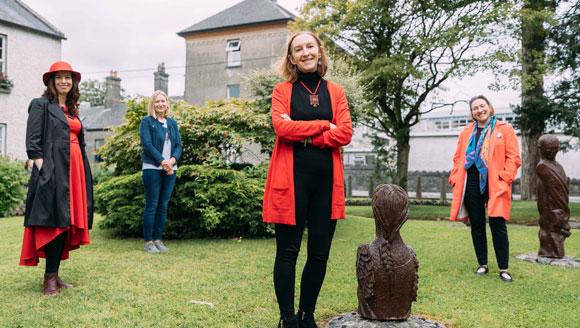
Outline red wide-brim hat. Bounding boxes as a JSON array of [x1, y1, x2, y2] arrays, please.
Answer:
[[42, 61, 82, 86]]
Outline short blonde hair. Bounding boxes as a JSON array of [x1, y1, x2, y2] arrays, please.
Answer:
[[148, 90, 170, 118], [469, 95, 495, 121], [276, 31, 329, 83]]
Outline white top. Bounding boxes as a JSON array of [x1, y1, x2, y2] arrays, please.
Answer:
[[142, 119, 178, 171]]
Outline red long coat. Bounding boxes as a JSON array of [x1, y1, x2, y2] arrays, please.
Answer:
[[449, 120, 521, 221], [262, 80, 353, 225]]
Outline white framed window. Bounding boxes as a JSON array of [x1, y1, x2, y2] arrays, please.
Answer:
[[226, 39, 241, 67], [451, 118, 469, 128], [227, 84, 240, 98], [0, 123, 6, 156], [353, 155, 365, 166], [0, 34, 6, 74]]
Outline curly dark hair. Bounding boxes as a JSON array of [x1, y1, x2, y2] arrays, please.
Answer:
[[41, 73, 81, 117]]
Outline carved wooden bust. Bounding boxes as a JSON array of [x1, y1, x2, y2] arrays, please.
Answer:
[[536, 134, 571, 258], [357, 184, 418, 320]]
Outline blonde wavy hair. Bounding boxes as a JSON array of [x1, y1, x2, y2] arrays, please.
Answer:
[[148, 90, 170, 119]]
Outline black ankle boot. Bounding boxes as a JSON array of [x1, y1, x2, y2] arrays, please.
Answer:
[[297, 310, 318, 328], [278, 314, 298, 328]]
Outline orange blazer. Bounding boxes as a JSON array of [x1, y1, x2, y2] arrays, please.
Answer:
[[262, 80, 353, 225], [449, 120, 521, 221]]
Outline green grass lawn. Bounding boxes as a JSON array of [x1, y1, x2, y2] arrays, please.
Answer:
[[1, 213, 579, 328], [346, 200, 580, 224]]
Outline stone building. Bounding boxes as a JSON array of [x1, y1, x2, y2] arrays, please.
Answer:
[[177, 0, 295, 106], [0, 0, 64, 159]]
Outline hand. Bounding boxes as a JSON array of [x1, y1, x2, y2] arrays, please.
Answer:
[[330, 123, 337, 129], [33, 158, 43, 170], [280, 114, 292, 121], [161, 160, 172, 171], [165, 168, 174, 175]]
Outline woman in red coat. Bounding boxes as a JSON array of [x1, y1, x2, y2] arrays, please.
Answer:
[[449, 95, 520, 283], [20, 61, 93, 295], [263, 31, 352, 328]]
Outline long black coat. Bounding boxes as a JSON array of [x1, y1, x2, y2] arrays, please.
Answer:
[[24, 97, 94, 228]]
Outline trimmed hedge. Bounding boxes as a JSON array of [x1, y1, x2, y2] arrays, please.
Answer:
[[95, 165, 272, 238], [0, 156, 29, 217]]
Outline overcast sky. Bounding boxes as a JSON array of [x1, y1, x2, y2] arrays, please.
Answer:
[[23, 0, 519, 110]]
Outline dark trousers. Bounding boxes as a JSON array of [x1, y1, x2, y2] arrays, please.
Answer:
[[142, 169, 177, 242], [44, 231, 67, 274], [464, 177, 509, 270], [273, 170, 336, 318]]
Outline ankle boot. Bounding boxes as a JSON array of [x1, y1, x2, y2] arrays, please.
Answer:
[[56, 272, 73, 289], [43, 273, 59, 295], [277, 314, 298, 328], [297, 310, 318, 328]]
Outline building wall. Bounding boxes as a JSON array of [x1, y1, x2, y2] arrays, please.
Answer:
[[84, 130, 114, 165], [409, 131, 580, 179], [182, 23, 290, 105], [0, 22, 61, 159]]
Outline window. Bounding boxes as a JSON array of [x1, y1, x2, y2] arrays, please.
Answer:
[[0, 124, 6, 156], [435, 120, 450, 129], [227, 84, 240, 98], [94, 139, 105, 163], [226, 39, 241, 67], [0, 34, 5, 74], [451, 118, 469, 128], [353, 155, 365, 166]]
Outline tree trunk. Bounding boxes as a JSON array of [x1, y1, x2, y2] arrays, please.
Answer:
[[519, 0, 553, 200], [395, 135, 411, 191], [520, 133, 540, 200]]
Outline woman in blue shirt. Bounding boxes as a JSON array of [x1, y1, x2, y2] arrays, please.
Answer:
[[139, 90, 181, 253]]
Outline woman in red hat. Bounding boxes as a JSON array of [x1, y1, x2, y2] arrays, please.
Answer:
[[20, 61, 94, 295]]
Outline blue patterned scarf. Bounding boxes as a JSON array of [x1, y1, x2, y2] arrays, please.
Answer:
[[464, 116, 496, 194]]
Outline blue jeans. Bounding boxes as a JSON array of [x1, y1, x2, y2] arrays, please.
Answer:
[[142, 169, 177, 242]]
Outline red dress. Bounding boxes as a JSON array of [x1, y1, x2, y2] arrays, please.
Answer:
[[20, 115, 91, 266]]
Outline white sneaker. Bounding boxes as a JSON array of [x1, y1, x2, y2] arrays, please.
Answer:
[[144, 243, 160, 253], [154, 240, 169, 251]]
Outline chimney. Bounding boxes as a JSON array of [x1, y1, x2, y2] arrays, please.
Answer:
[[154, 62, 169, 95], [105, 70, 121, 108]]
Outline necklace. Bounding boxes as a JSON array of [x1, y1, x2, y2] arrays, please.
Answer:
[[299, 79, 321, 108]]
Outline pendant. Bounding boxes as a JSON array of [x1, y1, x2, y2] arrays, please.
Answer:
[[310, 94, 319, 107]]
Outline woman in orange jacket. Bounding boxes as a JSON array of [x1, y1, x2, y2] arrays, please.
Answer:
[[262, 31, 352, 328], [449, 95, 521, 282]]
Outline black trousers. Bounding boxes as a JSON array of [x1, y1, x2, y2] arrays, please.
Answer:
[[44, 231, 67, 274], [464, 177, 509, 270], [273, 170, 336, 318]]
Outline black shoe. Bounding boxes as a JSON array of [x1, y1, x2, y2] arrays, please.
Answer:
[[297, 310, 318, 328], [278, 314, 298, 328], [499, 271, 514, 283], [474, 265, 488, 276]]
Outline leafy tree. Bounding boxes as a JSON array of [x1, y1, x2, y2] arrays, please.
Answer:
[[79, 79, 127, 107], [295, 0, 509, 188], [547, 1, 580, 146], [97, 96, 272, 175], [489, 0, 578, 199]]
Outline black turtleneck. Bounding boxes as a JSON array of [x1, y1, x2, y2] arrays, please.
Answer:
[[291, 70, 333, 175]]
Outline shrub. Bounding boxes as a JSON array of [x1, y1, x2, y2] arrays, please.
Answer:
[[0, 156, 29, 217], [95, 164, 272, 238], [97, 97, 272, 175]]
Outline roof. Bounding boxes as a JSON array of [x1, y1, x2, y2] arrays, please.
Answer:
[[177, 0, 294, 37], [81, 102, 127, 131], [0, 0, 65, 39]]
